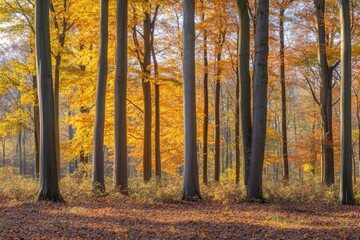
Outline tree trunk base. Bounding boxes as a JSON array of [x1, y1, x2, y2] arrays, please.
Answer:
[[35, 191, 64, 203]]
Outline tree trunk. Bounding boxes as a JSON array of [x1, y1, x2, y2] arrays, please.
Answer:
[[279, 7, 289, 181], [54, 54, 61, 179], [143, 11, 152, 182], [201, 0, 208, 185], [182, 0, 201, 200], [32, 75, 40, 178], [214, 53, 221, 182], [339, 0, 354, 204], [314, 0, 335, 186], [237, 0, 252, 187], [247, 0, 269, 201], [35, 0, 63, 202], [92, 0, 109, 192], [18, 130, 22, 174], [23, 129, 26, 175], [114, 0, 128, 194], [150, 9, 161, 179], [1, 140, 5, 167]]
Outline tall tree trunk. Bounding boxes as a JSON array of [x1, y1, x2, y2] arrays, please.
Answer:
[[237, 0, 252, 187], [114, 0, 128, 194], [314, 0, 335, 186], [32, 75, 40, 178], [339, 0, 354, 204], [143, 10, 152, 182], [214, 53, 221, 182], [23, 129, 26, 175], [150, 7, 161, 179], [92, 0, 109, 192], [35, 0, 63, 202], [18, 130, 22, 174], [201, 0, 208, 185], [182, 0, 201, 200], [247, 0, 269, 201], [54, 54, 61, 179], [279, 6, 289, 181]]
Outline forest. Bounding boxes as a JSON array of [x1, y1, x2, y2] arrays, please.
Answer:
[[0, 0, 360, 239]]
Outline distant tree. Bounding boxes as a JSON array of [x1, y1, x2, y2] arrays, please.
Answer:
[[339, 0, 354, 205], [278, 0, 294, 181], [114, 0, 128, 194], [35, 0, 63, 202], [182, 0, 201, 201], [92, 0, 109, 192], [247, 0, 269, 201]]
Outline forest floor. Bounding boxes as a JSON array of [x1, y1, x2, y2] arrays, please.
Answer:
[[1, 196, 360, 239]]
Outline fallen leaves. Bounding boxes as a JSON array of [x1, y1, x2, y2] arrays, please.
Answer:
[[0, 198, 360, 239]]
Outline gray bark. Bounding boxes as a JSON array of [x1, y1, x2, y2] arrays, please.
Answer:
[[237, 0, 252, 187], [182, 0, 201, 200], [201, 0, 208, 185], [279, 4, 288, 181], [114, 0, 128, 194], [247, 0, 269, 201], [32, 75, 40, 178], [143, 10, 152, 182], [35, 0, 63, 202], [339, 0, 354, 204], [314, 0, 335, 186], [92, 0, 109, 192]]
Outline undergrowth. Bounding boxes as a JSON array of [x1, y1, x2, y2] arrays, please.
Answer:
[[0, 166, 359, 204]]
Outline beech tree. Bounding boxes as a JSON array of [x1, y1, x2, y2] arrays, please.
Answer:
[[182, 0, 201, 201], [114, 0, 128, 194], [314, 0, 338, 186], [92, 0, 109, 192], [339, 0, 354, 205], [247, 0, 269, 201], [35, 0, 63, 202], [237, 0, 251, 186]]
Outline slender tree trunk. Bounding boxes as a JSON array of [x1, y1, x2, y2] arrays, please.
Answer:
[[314, 0, 335, 186], [35, 0, 63, 202], [92, 0, 109, 192], [150, 11, 161, 179], [247, 0, 269, 201], [54, 54, 61, 179], [143, 10, 152, 182], [237, 0, 252, 187], [32, 75, 40, 178], [114, 0, 128, 194], [182, 0, 201, 200], [18, 130, 22, 174], [214, 53, 221, 182], [339, 0, 354, 204], [1, 140, 5, 167], [23, 129, 26, 175], [201, 0, 208, 185], [279, 7, 289, 181]]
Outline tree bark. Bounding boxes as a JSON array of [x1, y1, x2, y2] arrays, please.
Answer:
[[247, 0, 269, 201], [143, 10, 152, 182], [201, 0, 208, 185], [1, 140, 5, 167], [182, 0, 201, 200], [339, 0, 354, 204], [314, 0, 335, 186], [35, 0, 63, 202], [92, 0, 109, 192], [279, 6, 289, 181], [114, 0, 128, 194], [237, 0, 252, 187], [32, 75, 40, 178]]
